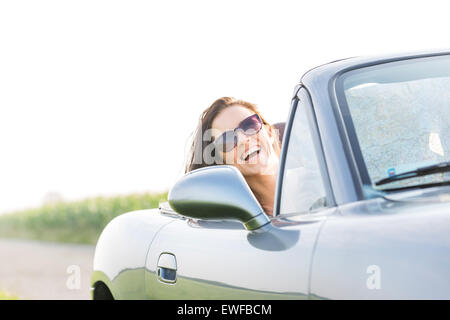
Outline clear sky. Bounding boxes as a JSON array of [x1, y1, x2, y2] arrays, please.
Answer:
[[0, 0, 447, 214]]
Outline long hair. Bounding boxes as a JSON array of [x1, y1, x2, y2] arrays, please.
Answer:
[[185, 97, 280, 173]]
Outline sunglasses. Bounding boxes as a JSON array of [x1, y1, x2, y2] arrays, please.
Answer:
[[213, 113, 263, 153]]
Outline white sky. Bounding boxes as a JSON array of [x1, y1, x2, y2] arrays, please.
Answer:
[[0, 0, 448, 214]]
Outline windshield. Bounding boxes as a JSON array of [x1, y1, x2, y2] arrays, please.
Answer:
[[337, 55, 450, 190]]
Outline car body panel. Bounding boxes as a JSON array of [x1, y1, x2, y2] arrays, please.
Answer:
[[144, 209, 335, 299], [311, 186, 450, 299], [91, 209, 177, 299]]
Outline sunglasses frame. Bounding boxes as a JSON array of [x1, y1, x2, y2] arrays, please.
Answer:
[[213, 113, 263, 153]]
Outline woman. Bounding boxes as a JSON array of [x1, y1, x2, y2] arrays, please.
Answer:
[[185, 97, 281, 216]]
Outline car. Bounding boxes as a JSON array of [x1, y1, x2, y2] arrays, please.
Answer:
[[91, 50, 450, 300]]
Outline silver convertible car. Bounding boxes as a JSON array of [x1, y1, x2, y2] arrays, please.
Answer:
[[91, 50, 450, 300]]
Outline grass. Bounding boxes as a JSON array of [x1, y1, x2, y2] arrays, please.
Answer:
[[0, 192, 168, 245], [0, 290, 19, 300]]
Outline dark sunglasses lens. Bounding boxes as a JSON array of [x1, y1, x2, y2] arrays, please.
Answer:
[[216, 131, 237, 153], [240, 114, 262, 135]]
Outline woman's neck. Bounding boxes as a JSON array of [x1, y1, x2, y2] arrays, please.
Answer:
[[245, 172, 278, 216]]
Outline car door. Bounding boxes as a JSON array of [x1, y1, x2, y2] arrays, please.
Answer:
[[144, 87, 335, 299], [145, 214, 329, 299]]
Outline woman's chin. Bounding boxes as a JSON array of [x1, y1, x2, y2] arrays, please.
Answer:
[[239, 161, 275, 176], [236, 152, 268, 175]]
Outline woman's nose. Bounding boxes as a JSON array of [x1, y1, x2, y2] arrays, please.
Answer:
[[235, 130, 250, 145], [235, 130, 259, 146]]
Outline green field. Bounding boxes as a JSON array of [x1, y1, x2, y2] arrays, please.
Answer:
[[0, 290, 19, 300], [0, 192, 168, 245]]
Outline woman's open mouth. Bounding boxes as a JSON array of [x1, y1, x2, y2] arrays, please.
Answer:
[[242, 146, 261, 162]]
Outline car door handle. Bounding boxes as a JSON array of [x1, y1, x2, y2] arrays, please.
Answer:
[[157, 253, 177, 284]]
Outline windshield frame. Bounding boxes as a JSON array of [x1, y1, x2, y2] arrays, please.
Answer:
[[332, 53, 450, 194]]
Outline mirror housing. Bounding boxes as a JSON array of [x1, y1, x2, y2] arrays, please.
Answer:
[[168, 165, 270, 231]]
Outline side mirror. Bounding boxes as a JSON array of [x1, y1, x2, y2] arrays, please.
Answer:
[[168, 165, 270, 231]]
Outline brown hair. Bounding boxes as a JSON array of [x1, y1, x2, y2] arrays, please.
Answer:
[[185, 97, 280, 173]]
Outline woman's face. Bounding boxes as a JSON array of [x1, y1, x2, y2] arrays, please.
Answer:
[[211, 105, 279, 177]]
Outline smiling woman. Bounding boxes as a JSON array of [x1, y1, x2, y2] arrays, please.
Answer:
[[185, 97, 281, 216]]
